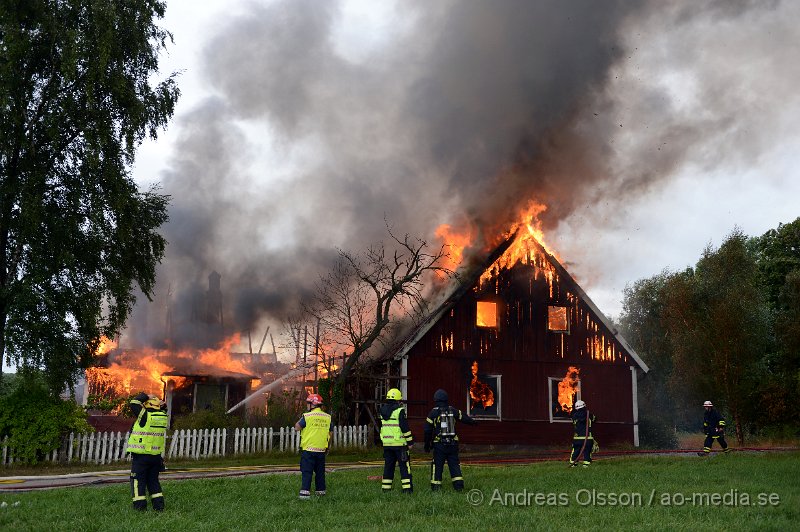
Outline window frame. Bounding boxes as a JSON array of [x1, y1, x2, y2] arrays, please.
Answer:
[[547, 305, 570, 333], [547, 376, 581, 423], [476, 301, 498, 329], [466, 374, 502, 420]]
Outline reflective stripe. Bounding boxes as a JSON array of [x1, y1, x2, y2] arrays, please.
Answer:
[[452, 476, 463, 481], [300, 408, 331, 452], [380, 408, 407, 446], [151, 492, 163, 498], [431, 480, 442, 485]]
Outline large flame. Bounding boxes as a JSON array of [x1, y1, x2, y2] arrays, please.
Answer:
[[87, 334, 254, 398], [435, 201, 559, 288], [470, 361, 495, 409], [557, 366, 580, 414]]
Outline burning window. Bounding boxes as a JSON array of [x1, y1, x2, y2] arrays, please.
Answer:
[[476, 301, 497, 328], [547, 306, 569, 333], [467, 361, 501, 419], [548, 366, 580, 422]]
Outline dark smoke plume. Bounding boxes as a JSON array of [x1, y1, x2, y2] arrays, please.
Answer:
[[127, 0, 798, 351]]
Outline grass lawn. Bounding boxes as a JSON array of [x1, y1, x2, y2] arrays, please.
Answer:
[[1, 452, 798, 531]]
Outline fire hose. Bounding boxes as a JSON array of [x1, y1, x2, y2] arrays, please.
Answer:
[[574, 408, 590, 464]]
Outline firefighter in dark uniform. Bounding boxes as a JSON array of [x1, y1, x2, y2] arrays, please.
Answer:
[[127, 392, 168, 511], [379, 388, 414, 493], [698, 400, 731, 455], [423, 388, 477, 491], [569, 400, 596, 467]]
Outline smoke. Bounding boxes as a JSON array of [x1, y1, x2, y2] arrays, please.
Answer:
[[128, 0, 799, 349]]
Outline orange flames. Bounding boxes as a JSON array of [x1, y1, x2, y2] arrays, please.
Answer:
[[88, 334, 253, 398], [95, 336, 118, 356], [435, 201, 559, 287], [435, 223, 474, 273], [557, 366, 580, 414], [470, 361, 495, 408]]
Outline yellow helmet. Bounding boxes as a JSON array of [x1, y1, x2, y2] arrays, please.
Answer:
[[386, 388, 402, 401], [144, 395, 165, 409]]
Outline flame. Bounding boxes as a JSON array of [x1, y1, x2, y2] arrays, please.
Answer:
[[469, 361, 495, 408], [435, 201, 560, 288], [435, 223, 474, 273], [557, 366, 580, 414], [94, 336, 118, 356], [87, 334, 254, 398]]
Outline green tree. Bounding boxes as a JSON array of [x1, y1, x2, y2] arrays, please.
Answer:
[[0, 0, 179, 393], [752, 218, 800, 432], [663, 229, 770, 444], [618, 271, 679, 447]]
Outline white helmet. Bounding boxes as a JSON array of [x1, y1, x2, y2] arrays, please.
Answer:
[[574, 400, 586, 410], [703, 400, 713, 407]]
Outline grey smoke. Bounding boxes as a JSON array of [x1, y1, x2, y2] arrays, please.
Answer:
[[128, 0, 798, 349]]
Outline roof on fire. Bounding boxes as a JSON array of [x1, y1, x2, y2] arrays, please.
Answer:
[[390, 231, 650, 373]]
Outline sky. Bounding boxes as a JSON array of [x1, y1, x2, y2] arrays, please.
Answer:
[[124, 0, 800, 354]]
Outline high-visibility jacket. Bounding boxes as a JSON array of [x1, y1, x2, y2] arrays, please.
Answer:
[[300, 408, 331, 452], [126, 408, 168, 455], [380, 406, 410, 447]]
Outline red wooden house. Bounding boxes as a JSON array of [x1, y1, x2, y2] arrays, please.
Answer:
[[381, 232, 649, 447]]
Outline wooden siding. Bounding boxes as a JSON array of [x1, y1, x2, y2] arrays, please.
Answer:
[[399, 256, 638, 446]]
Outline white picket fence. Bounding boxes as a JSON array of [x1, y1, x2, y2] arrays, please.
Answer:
[[0, 425, 369, 466]]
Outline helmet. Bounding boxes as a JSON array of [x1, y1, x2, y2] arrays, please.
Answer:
[[307, 393, 324, 406], [386, 388, 402, 401], [433, 389, 449, 403], [703, 400, 713, 407], [144, 395, 165, 410], [573, 400, 586, 410]]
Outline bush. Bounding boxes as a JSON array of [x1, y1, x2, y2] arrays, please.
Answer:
[[264, 390, 303, 428], [638, 417, 679, 449], [171, 401, 248, 430], [0, 371, 92, 464]]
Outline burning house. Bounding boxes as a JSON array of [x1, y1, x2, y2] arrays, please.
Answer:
[[83, 272, 294, 428], [377, 225, 649, 447]]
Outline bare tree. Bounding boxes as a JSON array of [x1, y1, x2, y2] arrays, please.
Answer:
[[302, 225, 452, 415]]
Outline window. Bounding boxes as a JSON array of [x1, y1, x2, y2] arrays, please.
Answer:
[[548, 306, 569, 333], [476, 301, 497, 328], [548, 375, 581, 423], [467, 361, 501, 419]]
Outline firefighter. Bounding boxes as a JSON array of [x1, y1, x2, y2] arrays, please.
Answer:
[[423, 388, 477, 491], [698, 400, 731, 456], [127, 392, 169, 511], [379, 388, 414, 493], [569, 400, 596, 467], [294, 393, 332, 499]]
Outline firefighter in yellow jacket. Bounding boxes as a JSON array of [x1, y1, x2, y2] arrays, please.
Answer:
[[294, 393, 332, 499], [127, 392, 169, 511], [379, 388, 414, 493]]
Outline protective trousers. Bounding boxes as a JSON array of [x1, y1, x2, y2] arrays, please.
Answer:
[[130, 454, 164, 511], [430, 442, 463, 491], [299, 450, 327, 498], [382, 447, 413, 493], [702, 433, 730, 453], [570, 438, 593, 465]]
